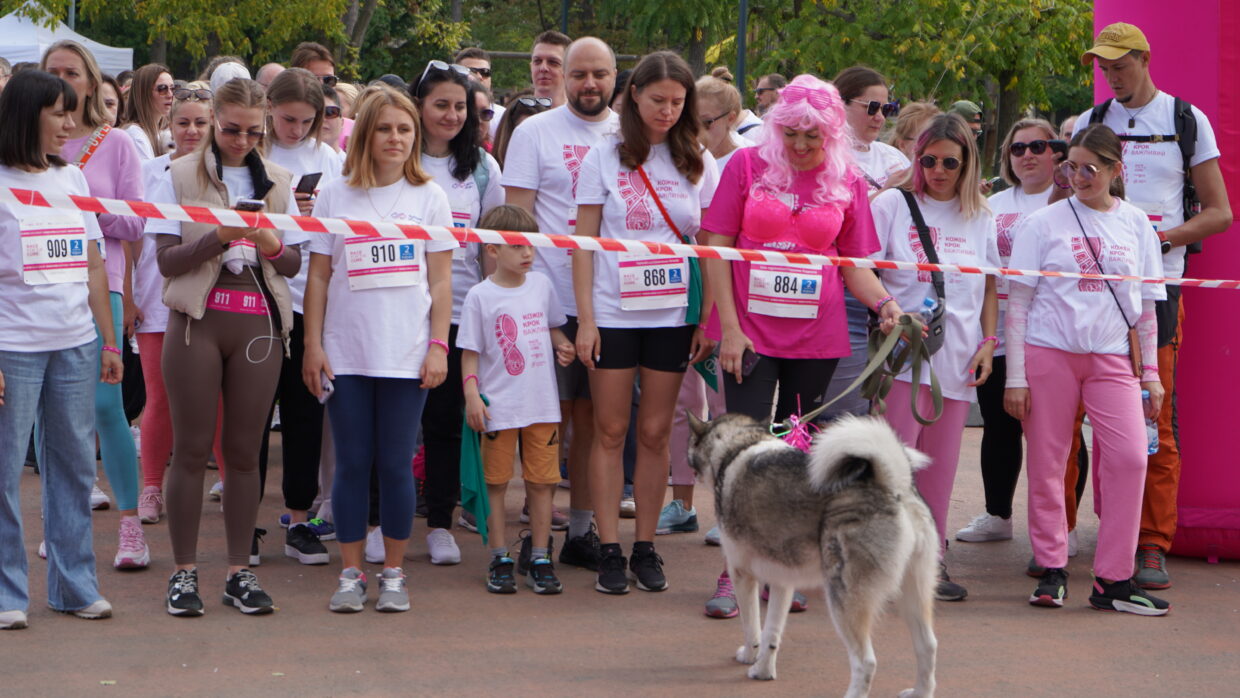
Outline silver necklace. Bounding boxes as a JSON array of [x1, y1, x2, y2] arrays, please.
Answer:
[[365, 178, 407, 221], [1119, 90, 1158, 129]]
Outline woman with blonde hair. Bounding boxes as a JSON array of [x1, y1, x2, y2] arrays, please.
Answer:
[[886, 101, 941, 160]]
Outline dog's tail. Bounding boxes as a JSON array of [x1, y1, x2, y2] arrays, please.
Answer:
[[806, 415, 929, 494]]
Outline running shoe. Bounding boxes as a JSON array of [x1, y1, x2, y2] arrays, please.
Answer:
[[167, 568, 204, 617], [629, 544, 667, 592], [1030, 567, 1069, 608], [1089, 577, 1170, 616], [955, 512, 1013, 542], [376, 567, 410, 612], [138, 486, 163, 524], [329, 568, 367, 613], [114, 517, 150, 570], [457, 510, 479, 533], [0, 610, 28, 630], [285, 523, 330, 565], [223, 569, 274, 614], [90, 484, 111, 510], [37, 541, 46, 560], [704, 572, 738, 619], [559, 525, 601, 571], [277, 515, 336, 540], [935, 563, 968, 602], [526, 558, 563, 595], [762, 584, 809, 612], [365, 526, 385, 564], [487, 556, 517, 594], [704, 525, 721, 546], [208, 480, 223, 501], [595, 546, 629, 595], [427, 528, 461, 565], [1134, 544, 1171, 589], [655, 500, 699, 535], [516, 530, 554, 576], [619, 495, 636, 519], [66, 599, 112, 620]]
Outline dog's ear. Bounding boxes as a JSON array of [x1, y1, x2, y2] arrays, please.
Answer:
[[686, 411, 709, 438]]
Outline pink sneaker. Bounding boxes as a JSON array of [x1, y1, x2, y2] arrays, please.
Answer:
[[114, 517, 150, 569], [138, 486, 163, 524], [704, 571, 738, 618]]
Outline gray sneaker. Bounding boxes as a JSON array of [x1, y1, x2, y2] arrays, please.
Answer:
[[1134, 544, 1171, 590], [329, 568, 367, 613], [376, 567, 410, 612]]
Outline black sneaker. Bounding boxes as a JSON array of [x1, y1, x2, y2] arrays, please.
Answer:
[[284, 523, 330, 565], [559, 525, 601, 571], [487, 556, 517, 594], [167, 568, 204, 617], [935, 562, 967, 601], [249, 527, 266, 567], [595, 545, 629, 595], [1089, 576, 1170, 616], [1030, 567, 1068, 608], [223, 569, 274, 615], [629, 543, 668, 592], [516, 530, 555, 577], [527, 558, 563, 595]]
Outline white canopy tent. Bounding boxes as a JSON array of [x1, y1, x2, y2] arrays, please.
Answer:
[[0, 11, 133, 76]]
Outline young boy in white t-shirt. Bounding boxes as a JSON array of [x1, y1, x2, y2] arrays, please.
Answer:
[[458, 206, 575, 595]]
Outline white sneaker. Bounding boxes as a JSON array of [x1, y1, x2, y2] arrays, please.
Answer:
[[68, 599, 112, 619], [0, 609, 28, 629], [955, 512, 1013, 542], [426, 528, 461, 565], [114, 517, 151, 569], [619, 496, 636, 519], [90, 484, 111, 510], [364, 526, 385, 564], [37, 541, 46, 559], [208, 480, 223, 501], [1068, 529, 1079, 558]]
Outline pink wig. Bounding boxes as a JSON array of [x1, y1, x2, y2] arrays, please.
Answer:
[[753, 74, 855, 209]]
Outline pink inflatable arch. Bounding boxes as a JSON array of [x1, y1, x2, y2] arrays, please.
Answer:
[[1091, 1, 1240, 561]]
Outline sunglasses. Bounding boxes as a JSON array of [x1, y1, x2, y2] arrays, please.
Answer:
[[701, 111, 730, 128], [1009, 140, 1051, 157], [319, 75, 338, 87], [478, 108, 495, 122], [755, 87, 776, 96], [1058, 161, 1101, 181], [216, 121, 264, 141], [516, 97, 552, 109], [467, 66, 492, 79], [155, 83, 174, 94], [418, 60, 471, 90], [849, 99, 900, 118], [324, 105, 342, 119], [919, 154, 962, 171], [173, 88, 212, 102]]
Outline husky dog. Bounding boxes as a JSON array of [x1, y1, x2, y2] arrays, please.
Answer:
[[687, 412, 938, 697]]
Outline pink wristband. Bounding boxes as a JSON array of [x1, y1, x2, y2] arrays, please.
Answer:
[[262, 240, 285, 260], [102, 345, 121, 356], [874, 295, 895, 313], [463, 374, 479, 387], [978, 336, 999, 350], [428, 339, 449, 353], [1141, 365, 1159, 374]]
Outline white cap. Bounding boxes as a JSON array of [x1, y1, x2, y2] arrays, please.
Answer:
[[210, 62, 251, 93]]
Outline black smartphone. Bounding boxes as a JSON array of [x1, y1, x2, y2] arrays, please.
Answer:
[[234, 198, 265, 212], [1048, 139, 1068, 161], [295, 172, 323, 195], [741, 348, 760, 377]]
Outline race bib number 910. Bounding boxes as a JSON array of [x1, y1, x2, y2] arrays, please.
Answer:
[[345, 237, 420, 291]]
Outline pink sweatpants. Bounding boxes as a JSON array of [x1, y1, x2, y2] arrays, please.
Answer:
[[1024, 345, 1146, 581], [669, 364, 727, 486], [136, 332, 227, 489], [884, 380, 972, 553]]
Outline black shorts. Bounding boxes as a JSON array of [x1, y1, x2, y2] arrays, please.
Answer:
[[556, 316, 591, 402], [595, 325, 695, 373]]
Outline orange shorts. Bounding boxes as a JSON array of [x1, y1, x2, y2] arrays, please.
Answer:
[[481, 422, 561, 486]]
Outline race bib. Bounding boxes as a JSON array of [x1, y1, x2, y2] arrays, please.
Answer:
[[451, 208, 471, 260], [1133, 201, 1164, 232], [618, 251, 688, 311], [747, 263, 822, 319], [20, 212, 88, 286], [566, 204, 578, 235], [345, 237, 420, 291]]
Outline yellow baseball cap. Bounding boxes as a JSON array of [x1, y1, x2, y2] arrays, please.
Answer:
[[1081, 22, 1150, 65]]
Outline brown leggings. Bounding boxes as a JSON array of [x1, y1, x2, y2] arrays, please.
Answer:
[[163, 272, 283, 566]]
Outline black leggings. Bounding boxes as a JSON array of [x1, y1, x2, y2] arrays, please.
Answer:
[[258, 312, 325, 512], [724, 354, 839, 424], [420, 324, 463, 530]]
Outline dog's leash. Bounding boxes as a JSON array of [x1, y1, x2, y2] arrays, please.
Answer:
[[771, 314, 944, 442]]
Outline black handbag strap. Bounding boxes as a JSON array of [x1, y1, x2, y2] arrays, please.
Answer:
[[899, 190, 947, 305], [1066, 199, 1133, 329]]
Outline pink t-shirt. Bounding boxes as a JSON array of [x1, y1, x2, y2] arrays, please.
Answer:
[[60, 127, 145, 293], [702, 148, 878, 359]]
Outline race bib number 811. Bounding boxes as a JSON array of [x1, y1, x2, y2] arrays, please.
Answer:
[[345, 237, 421, 291]]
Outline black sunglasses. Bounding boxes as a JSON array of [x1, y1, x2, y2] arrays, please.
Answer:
[[479, 108, 495, 122], [516, 97, 552, 109], [155, 83, 173, 94], [173, 88, 212, 102], [849, 99, 900, 118], [319, 75, 338, 87], [919, 154, 962, 171], [754, 87, 776, 96], [1010, 140, 1051, 157], [467, 66, 492, 79], [324, 105, 342, 119], [701, 111, 730, 128]]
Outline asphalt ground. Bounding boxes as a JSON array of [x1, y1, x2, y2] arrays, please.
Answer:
[[5, 427, 1239, 697]]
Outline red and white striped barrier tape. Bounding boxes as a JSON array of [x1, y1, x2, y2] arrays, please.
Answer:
[[4, 186, 1239, 289]]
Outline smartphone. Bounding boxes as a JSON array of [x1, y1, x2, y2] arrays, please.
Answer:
[[1048, 139, 1068, 161], [741, 348, 760, 377], [318, 372, 334, 404], [295, 172, 323, 196], [234, 198, 265, 212]]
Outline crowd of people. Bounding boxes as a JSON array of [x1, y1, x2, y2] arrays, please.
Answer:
[[0, 20, 1230, 630]]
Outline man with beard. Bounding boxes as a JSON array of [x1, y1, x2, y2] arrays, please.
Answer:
[[504, 37, 619, 573]]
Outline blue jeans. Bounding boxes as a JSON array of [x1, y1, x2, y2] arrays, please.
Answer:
[[328, 376, 427, 544], [0, 343, 102, 612]]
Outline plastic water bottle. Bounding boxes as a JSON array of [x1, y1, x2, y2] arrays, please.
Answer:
[[1142, 390, 1159, 455], [895, 297, 938, 354]]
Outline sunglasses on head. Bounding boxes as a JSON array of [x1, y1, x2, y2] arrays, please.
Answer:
[[216, 121, 264, 141], [324, 105, 342, 119], [850, 99, 900, 118], [467, 66, 492, 79], [1009, 140, 1052, 157], [919, 154, 961, 171], [418, 60, 471, 90], [479, 108, 495, 122], [173, 88, 212, 102], [319, 75, 338, 87], [516, 96, 552, 109], [1058, 161, 1101, 181]]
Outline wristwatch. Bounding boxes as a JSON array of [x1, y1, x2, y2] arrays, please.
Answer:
[[1156, 229, 1172, 255]]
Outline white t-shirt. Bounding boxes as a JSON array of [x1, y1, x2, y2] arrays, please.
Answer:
[[501, 105, 620, 316], [122, 124, 156, 161], [0, 164, 105, 352], [267, 139, 345, 314], [135, 153, 174, 333], [421, 150, 504, 323], [986, 185, 1053, 355], [1077, 92, 1221, 279], [457, 272, 566, 431], [735, 110, 764, 138], [488, 103, 506, 139], [575, 138, 719, 329], [852, 141, 910, 191], [871, 189, 999, 402], [308, 177, 457, 378], [1008, 197, 1166, 356]]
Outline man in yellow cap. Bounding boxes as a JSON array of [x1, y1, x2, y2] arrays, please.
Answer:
[[1076, 21, 1232, 591]]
